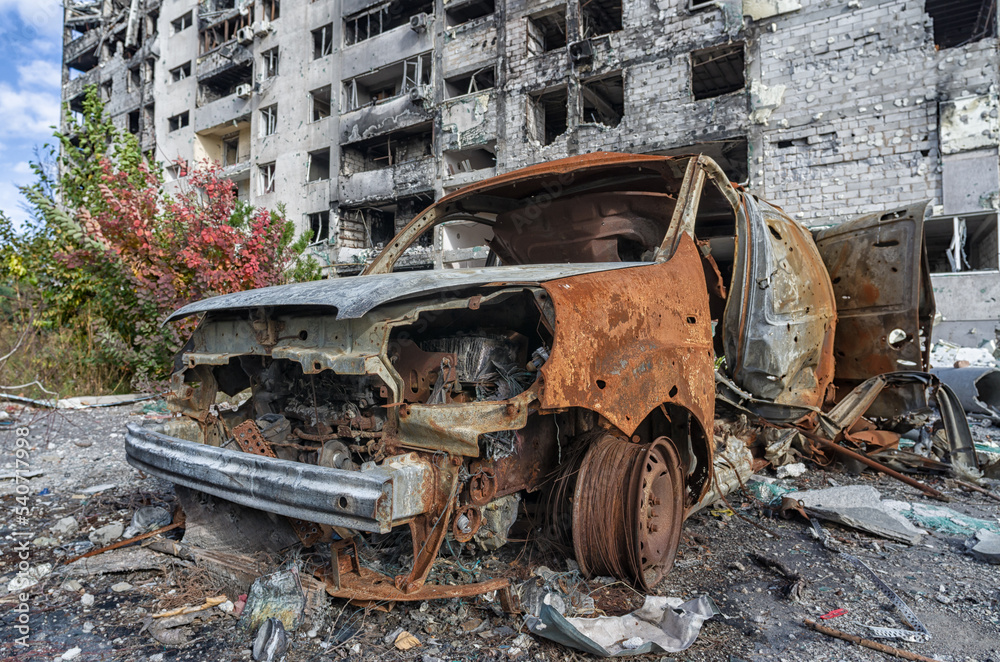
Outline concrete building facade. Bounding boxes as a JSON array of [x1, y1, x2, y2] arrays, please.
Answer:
[[61, 0, 999, 341]]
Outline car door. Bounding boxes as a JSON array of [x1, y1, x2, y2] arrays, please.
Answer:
[[657, 156, 838, 412], [813, 203, 935, 414], [722, 197, 838, 410]]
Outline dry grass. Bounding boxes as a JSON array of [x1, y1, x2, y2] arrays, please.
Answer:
[[0, 319, 130, 398]]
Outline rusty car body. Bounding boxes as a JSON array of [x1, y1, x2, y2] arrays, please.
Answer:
[[125, 152, 938, 601]]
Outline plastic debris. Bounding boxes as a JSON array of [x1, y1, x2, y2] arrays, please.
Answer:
[[776, 462, 807, 478], [525, 594, 718, 656], [123, 506, 172, 538], [7, 563, 52, 593], [239, 564, 306, 633], [252, 617, 289, 662], [820, 608, 847, 620]]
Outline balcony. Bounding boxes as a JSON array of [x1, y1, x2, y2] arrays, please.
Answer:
[[339, 157, 435, 205], [442, 17, 496, 75], [341, 22, 434, 80], [440, 90, 497, 150], [340, 94, 435, 144]]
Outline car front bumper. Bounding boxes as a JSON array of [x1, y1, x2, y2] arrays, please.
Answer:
[[124, 422, 433, 533]]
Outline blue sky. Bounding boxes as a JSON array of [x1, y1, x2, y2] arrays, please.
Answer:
[[0, 0, 63, 227]]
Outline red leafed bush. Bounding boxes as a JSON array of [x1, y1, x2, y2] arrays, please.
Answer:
[[62, 157, 316, 382]]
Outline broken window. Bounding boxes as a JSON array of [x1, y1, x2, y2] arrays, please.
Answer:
[[262, 47, 279, 77], [100, 80, 113, 102], [691, 42, 745, 100], [925, 0, 996, 48], [200, 13, 253, 54], [128, 109, 141, 135], [145, 10, 159, 40], [128, 66, 141, 92], [172, 11, 193, 33], [307, 149, 331, 181], [66, 44, 99, 75], [260, 105, 278, 136], [310, 86, 332, 122], [168, 111, 189, 132], [526, 10, 567, 56], [444, 67, 495, 98], [924, 213, 999, 272], [313, 23, 334, 58], [342, 54, 431, 111], [527, 87, 568, 145], [443, 143, 496, 175], [339, 206, 399, 248], [170, 61, 192, 82], [581, 72, 624, 127], [308, 211, 331, 243], [579, 0, 622, 37], [445, 0, 494, 26], [340, 123, 433, 173], [223, 135, 241, 166], [263, 0, 280, 21], [344, 0, 434, 46], [688, 0, 715, 9], [197, 63, 253, 106], [259, 162, 276, 194]]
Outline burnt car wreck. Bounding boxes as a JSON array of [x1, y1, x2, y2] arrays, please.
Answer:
[[125, 152, 976, 605]]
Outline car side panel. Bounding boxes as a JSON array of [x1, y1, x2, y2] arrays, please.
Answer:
[[539, 233, 714, 438]]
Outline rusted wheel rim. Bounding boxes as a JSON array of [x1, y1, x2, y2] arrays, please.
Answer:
[[633, 437, 683, 590], [571, 434, 683, 591]]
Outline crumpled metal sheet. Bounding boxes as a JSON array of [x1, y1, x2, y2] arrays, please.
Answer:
[[166, 263, 639, 322], [931, 367, 1000, 423], [540, 234, 714, 439], [525, 594, 719, 657]]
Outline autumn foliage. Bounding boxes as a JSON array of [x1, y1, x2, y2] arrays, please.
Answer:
[[1, 86, 317, 389]]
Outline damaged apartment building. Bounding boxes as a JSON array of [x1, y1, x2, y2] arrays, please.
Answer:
[[61, 0, 999, 339]]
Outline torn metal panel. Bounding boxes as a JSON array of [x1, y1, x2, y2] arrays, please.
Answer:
[[931, 367, 1000, 423], [396, 384, 536, 456], [167, 263, 639, 323], [540, 235, 715, 438], [814, 203, 935, 416], [725, 199, 837, 409]]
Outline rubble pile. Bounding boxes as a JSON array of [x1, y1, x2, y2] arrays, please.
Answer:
[[1, 402, 999, 661]]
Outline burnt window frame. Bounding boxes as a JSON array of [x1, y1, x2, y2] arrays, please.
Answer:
[[690, 42, 746, 101]]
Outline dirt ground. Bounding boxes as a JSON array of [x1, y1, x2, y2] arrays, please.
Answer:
[[2, 403, 999, 662]]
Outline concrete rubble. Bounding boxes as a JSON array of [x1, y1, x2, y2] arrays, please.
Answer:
[[787, 486, 927, 545]]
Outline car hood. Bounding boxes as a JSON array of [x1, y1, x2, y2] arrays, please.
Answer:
[[166, 263, 644, 322]]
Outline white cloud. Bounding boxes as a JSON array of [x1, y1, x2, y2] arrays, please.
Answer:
[[17, 59, 60, 89], [0, 82, 59, 140], [0, 178, 33, 227], [0, 0, 61, 33]]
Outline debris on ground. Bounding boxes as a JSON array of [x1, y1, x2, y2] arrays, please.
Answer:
[[239, 564, 307, 633], [969, 529, 1000, 563], [252, 617, 289, 661], [525, 594, 719, 656], [787, 485, 926, 544]]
